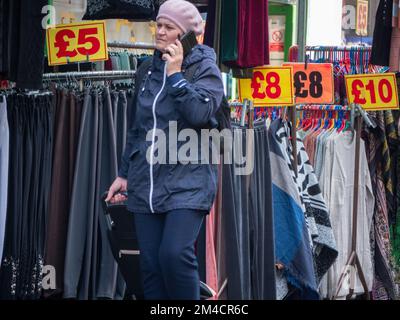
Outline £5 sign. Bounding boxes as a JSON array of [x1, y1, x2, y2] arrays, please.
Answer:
[[46, 21, 108, 66], [356, 0, 368, 36]]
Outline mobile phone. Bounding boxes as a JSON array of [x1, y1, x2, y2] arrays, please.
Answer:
[[179, 30, 198, 56]]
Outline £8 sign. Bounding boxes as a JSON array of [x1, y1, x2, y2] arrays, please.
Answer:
[[239, 66, 294, 106], [345, 73, 399, 111], [47, 21, 108, 66]]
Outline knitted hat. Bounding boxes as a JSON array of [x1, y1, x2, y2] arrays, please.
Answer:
[[156, 0, 204, 36]]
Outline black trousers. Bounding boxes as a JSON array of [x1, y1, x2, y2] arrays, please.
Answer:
[[0, 93, 54, 299], [220, 125, 276, 300]]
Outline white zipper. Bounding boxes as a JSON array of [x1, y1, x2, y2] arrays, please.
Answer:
[[149, 63, 167, 213]]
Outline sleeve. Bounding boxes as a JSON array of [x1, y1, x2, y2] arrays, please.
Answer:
[[118, 95, 138, 179], [166, 61, 225, 128]]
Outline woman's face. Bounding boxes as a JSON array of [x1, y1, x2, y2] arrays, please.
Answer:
[[155, 18, 183, 52]]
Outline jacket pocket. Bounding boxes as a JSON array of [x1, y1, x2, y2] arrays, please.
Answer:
[[129, 147, 140, 160], [127, 148, 141, 192]]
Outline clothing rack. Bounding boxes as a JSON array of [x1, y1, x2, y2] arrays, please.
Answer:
[[108, 41, 156, 50], [297, 103, 374, 299], [229, 100, 298, 176], [43, 70, 136, 82], [300, 45, 376, 299], [297, 104, 352, 111], [305, 46, 371, 52], [304, 45, 372, 67]]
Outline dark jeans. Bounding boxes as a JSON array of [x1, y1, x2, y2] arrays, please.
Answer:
[[133, 209, 206, 300]]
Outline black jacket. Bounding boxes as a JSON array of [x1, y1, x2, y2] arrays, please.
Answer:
[[119, 45, 225, 214]]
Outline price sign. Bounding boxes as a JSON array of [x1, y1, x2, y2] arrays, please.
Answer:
[[356, 0, 368, 36], [238, 66, 294, 107], [345, 73, 399, 111], [283, 63, 334, 104], [47, 21, 108, 66]]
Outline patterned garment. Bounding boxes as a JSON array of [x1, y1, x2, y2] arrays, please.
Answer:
[[364, 112, 397, 299], [393, 109, 400, 281], [295, 137, 339, 282], [384, 111, 398, 225], [269, 119, 319, 300], [274, 120, 338, 283], [384, 110, 400, 272], [372, 276, 390, 300]]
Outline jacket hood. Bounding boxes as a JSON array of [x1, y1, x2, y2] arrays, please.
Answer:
[[183, 44, 216, 68]]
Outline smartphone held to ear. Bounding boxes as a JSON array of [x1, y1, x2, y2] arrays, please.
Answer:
[[179, 31, 198, 57]]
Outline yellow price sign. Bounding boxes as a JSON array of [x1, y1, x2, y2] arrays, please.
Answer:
[[345, 73, 399, 111], [356, 0, 368, 36], [238, 66, 294, 107], [47, 21, 108, 66]]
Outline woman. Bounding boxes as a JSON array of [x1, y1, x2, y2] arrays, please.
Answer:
[[106, 0, 224, 300]]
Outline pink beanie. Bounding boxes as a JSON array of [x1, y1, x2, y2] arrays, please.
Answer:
[[156, 0, 204, 36]]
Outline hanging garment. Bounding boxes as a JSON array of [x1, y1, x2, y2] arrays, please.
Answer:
[[294, 138, 338, 282], [95, 88, 123, 298], [276, 118, 337, 295], [0, 0, 8, 74], [220, 0, 238, 64], [394, 107, 400, 269], [83, 0, 155, 20], [269, 119, 319, 300], [63, 88, 126, 300], [205, 203, 218, 300], [248, 123, 276, 300], [0, 93, 54, 299], [216, 124, 276, 300], [319, 131, 375, 299], [0, 95, 9, 267], [393, 0, 400, 27], [384, 111, 398, 225], [363, 112, 397, 300], [3, 0, 47, 89], [220, 127, 252, 299], [44, 90, 82, 297], [223, 0, 270, 68], [63, 90, 98, 299], [389, 27, 400, 72], [371, 0, 393, 66], [203, 0, 217, 49]]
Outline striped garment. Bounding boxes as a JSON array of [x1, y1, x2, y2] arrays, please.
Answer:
[[364, 111, 397, 299], [274, 120, 338, 283], [269, 119, 319, 299]]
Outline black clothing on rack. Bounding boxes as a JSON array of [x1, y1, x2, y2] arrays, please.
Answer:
[[371, 0, 393, 66], [0, 92, 54, 299], [0, 0, 47, 89]]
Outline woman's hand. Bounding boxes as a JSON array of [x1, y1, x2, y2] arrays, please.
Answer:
[[105, 177, 128, 203], [163, 39, 184, 76]]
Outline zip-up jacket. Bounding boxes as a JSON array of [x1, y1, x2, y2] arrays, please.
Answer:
[[118, 45, 224, 214]]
